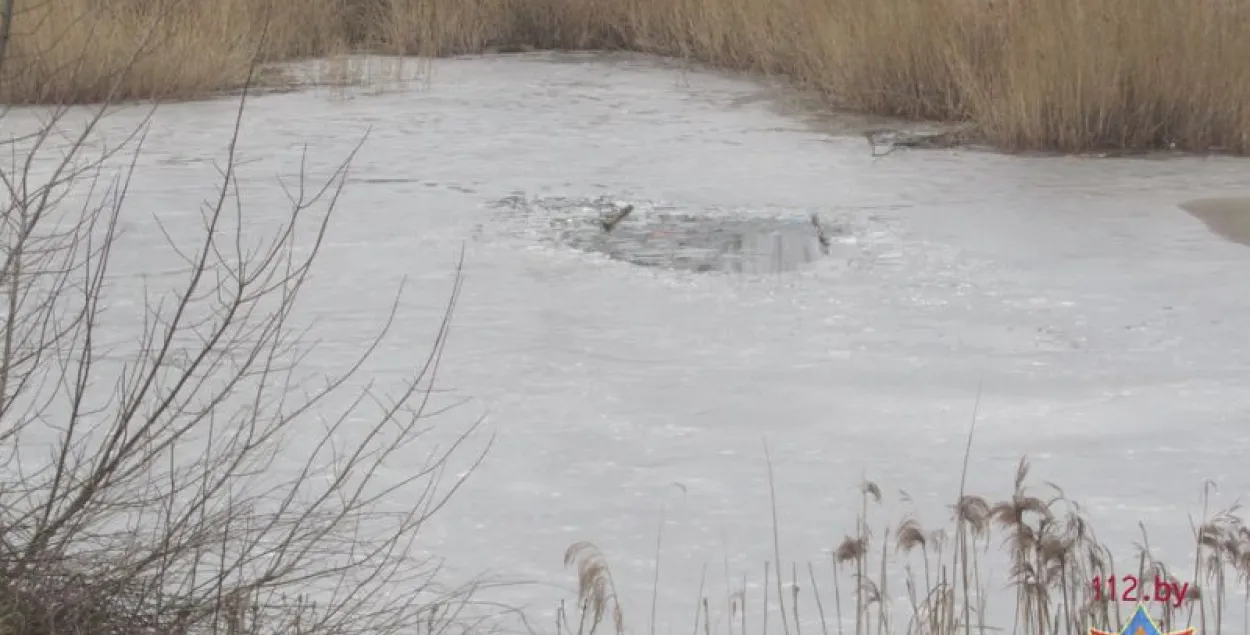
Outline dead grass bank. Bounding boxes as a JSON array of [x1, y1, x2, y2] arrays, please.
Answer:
[[7, 0, 1250, 151]]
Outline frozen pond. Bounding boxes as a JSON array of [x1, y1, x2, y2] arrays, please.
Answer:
[[10, 51, 1250, 632]]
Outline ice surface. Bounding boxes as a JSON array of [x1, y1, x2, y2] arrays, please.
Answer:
[[7, 51, 1250, 632]]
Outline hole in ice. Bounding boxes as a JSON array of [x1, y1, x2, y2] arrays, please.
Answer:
[[492, 195, 840, 274]]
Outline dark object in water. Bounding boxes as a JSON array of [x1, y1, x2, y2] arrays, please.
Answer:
[[600, 204, 634, 232], [811, 213, 831, 254]]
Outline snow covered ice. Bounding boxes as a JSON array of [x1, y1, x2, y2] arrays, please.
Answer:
[[9, 51, 1250, 631]]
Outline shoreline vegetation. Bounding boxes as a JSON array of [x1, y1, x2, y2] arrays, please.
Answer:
[[6, 0, 1250, 153], [561, 458, 1250, 635]]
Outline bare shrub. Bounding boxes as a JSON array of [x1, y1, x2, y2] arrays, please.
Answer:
[[0, 37, 487, 635]]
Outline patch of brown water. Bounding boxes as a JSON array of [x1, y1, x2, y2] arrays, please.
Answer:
[[1180, 197, 1250, 246]]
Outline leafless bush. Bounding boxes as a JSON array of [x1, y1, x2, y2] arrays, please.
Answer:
[[0, 31, 487, 635]]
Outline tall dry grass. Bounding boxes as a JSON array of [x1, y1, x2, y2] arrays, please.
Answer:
[[7, 0, 1250, 152], [561, 458, 1250, 635]]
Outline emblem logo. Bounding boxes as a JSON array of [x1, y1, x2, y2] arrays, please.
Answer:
[[1089, 605, 1195, 635]]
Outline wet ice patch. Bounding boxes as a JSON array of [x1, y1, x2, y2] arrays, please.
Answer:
[[492, 194, 852, 274], [1179, 197, 1250, 247]]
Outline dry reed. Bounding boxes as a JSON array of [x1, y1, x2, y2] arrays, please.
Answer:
[[8, 0, 1250, 152], [564, 457, 1250, 635]]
